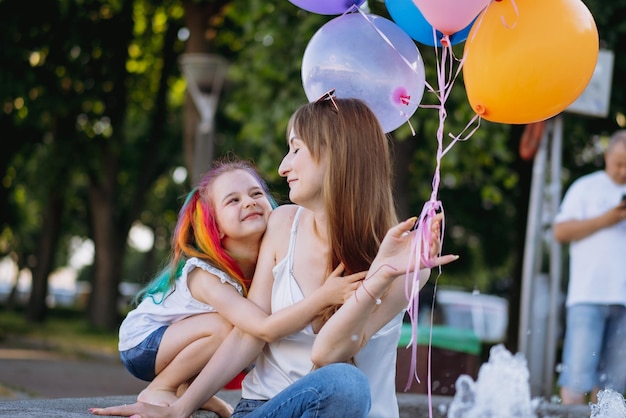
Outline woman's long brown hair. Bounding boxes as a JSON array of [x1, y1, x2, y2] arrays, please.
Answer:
[[288, 97, 398, 359]]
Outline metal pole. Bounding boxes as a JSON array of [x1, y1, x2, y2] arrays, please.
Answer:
[[193, 119, 214, 186], [519, 118, 551, 396], [544, 114, 563, 397], [178, 54, 228, 185]]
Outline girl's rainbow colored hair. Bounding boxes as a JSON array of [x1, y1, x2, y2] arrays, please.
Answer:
[[134, 158, 276, 304]]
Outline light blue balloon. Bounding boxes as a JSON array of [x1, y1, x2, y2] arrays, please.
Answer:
[[385, 0, 474, 47], [302, 12, 426, 133]]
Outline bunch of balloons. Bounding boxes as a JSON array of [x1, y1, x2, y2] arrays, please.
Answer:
[[290, 0, 599, 128]]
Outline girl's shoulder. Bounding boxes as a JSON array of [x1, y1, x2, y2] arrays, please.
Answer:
[[183, 257, 244, 295]]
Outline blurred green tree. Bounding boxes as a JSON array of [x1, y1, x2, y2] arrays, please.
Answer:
[[1, 0, 625, 341]]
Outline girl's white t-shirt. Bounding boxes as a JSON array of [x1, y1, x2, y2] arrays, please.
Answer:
[[118, 257, 243, 351]]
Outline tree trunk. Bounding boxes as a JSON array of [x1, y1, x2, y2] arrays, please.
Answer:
[[26, 192, 64, 322], [6, 255, 23, 310], [87, 184, 125, 330]]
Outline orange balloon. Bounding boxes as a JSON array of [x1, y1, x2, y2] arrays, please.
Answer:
[[462, 0, 599, 124]]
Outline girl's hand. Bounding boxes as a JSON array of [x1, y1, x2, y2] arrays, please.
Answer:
[[90, 401, 179, 418], [321, 263, 365, 305]]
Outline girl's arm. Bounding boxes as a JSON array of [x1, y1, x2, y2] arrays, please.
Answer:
[[190, 261, 362, 343], [312, 217, 458, 366]]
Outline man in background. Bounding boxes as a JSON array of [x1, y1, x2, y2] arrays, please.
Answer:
[[554, 130, 626, 405]]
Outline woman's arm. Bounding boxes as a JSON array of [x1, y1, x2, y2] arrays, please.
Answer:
[[312, 217, 458, 366]]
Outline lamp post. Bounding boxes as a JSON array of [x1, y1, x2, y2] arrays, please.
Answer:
[[178, 53, 228, 185]]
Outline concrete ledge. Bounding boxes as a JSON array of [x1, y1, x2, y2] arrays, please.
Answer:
[[0, 391, 592, 418], [0, 394, 233, 418]]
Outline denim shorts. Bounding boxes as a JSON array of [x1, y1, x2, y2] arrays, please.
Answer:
[[119, 325, 167, 382], [558, 304, 626, 394]]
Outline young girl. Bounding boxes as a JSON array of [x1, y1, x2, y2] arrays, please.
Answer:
[[118, 158, 362, 416]]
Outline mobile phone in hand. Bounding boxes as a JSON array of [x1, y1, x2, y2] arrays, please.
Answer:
[[622, 194, 626, 205]]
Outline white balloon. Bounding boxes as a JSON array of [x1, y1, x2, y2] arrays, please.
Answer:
[[302, 12, 425, 133]]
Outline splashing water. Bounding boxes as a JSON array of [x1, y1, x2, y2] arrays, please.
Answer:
[[590, 389, 626, 417], [447, 344, 536, 418]]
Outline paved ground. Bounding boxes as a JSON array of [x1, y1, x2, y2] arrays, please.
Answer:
[[0, 337, 592, 418], [0, 339, 239, 417], [0, 346, 146, 400]]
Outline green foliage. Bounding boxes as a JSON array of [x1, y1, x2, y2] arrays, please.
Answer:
[[215, 1, 326, 184], [0, 307, 119, 356], [2, 0, 626, 318]]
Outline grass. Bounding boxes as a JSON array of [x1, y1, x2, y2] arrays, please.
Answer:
[[0, 306, 120, 359]]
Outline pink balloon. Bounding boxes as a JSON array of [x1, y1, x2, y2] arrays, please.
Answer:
[[412, 0, 490, 35]]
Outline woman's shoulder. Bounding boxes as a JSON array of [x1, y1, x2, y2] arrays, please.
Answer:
[[271, 204, 299, 216], [267, 204, 300, 229], [262, 205, 301, 252]]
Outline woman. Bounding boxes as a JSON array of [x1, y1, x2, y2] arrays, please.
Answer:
[[91, 96, 458, 418]]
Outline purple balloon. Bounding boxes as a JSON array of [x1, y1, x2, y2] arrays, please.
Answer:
[[302, 12, 425, 133], [289, 0, 366, 15]]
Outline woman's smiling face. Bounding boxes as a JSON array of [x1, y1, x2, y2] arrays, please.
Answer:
[[279, 128, 327, 206]]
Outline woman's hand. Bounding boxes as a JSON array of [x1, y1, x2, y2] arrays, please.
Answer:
[[428, 213, 444, 260], [372, 216, 458, 279]]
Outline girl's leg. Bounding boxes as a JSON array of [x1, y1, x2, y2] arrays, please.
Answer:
[[138, 313, 232, 408], [232, 363, 371, 418]]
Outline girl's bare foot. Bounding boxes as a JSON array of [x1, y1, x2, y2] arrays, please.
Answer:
[[137, 386, 179, 407], [177, 383, 234, 417], [202, 396, 234, 417]]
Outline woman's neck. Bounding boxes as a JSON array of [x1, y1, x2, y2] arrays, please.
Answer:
[[307, 206, 329, 244]]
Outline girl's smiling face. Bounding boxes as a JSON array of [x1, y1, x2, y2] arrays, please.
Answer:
[[210, 169, 272, 241]]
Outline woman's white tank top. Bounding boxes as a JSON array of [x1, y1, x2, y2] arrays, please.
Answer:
[[242, 207, 402, 418]]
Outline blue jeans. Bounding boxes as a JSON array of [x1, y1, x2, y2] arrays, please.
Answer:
[[558, 304, 626, 394], [232, 363, 371, 418], [119, 325, 167, 381]]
